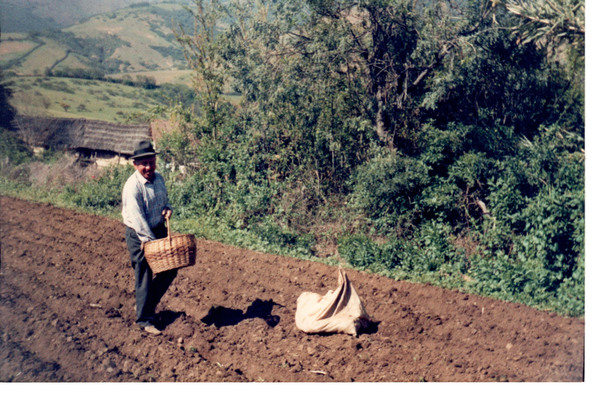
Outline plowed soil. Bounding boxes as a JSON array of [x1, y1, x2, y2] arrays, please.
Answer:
[[0, 196, 584, 382]]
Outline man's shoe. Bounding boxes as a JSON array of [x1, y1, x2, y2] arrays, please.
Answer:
[[143, 325, 162, 335]]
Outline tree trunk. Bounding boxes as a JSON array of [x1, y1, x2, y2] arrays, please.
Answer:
[[375, 87, 393, 148]]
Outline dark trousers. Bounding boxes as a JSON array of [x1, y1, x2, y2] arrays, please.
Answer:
[[125, 224, 178, 327]]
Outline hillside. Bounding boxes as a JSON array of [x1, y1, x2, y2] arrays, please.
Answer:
[[0, 2, 60, 33], [1, 2, 194, 76], [0, 1, 200, 122], [0, 0, 585, 327], [0, 0, 179, 31], [1, 74, 198, 123]]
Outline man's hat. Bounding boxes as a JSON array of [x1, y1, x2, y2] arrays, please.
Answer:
[[131, 140, 157, 160]]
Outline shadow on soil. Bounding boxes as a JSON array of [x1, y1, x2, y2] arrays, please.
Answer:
[[361, 320, 380, 335], [201, 299, 282, 328], [155, 310, 185, 330]]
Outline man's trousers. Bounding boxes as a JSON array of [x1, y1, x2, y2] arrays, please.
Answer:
[[125, 224, 178, 327]]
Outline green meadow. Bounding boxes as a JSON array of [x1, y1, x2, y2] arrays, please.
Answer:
[[7, 76, 164, 122]]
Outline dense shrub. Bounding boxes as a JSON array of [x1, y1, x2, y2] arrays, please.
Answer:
[[60, 165, 133, 214], [340, 121, 584, 316], [347, 146, 430, 233], [0, 128, 32, 167]]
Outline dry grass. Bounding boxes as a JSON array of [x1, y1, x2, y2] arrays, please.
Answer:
[[26, 153, 103, 189]]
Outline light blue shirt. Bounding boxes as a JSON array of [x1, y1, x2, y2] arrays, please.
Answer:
[[122, 170, 171, 243]]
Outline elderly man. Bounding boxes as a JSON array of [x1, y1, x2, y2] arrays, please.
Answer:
[[122, 140, 176, 335]]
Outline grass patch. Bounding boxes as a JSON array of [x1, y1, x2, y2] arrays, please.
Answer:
[[8, 76, 164, 122], [107, 69, 194, 87]]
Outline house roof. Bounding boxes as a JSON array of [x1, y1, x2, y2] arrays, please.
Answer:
[[13, 116, 152, 156]]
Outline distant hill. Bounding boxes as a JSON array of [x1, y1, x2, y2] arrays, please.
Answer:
[[0, 1, 201, 122], [0, 2, 61, 33], [1, 0, 188, 31], [1, 2, 196, 76]]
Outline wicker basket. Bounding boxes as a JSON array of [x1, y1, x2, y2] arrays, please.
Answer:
[[144, 218, 196, 273]]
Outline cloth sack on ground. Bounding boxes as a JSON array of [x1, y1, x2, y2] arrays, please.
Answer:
[[295, 268, 372, 336]]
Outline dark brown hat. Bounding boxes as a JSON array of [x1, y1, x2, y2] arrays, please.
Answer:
[[131, 140, 157, 159]]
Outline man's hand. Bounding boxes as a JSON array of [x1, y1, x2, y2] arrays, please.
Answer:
[[162, 208, 173, 221]]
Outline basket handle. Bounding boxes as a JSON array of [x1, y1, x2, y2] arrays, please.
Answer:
[[166, 216, 172, 247]]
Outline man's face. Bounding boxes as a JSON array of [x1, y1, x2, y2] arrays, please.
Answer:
[[134, 156, 156, 180]]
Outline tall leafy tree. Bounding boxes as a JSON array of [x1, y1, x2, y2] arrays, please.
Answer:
[[503, 0, 584, 135], [175, 0, 229, 139]]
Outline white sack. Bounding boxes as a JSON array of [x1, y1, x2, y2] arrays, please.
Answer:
[[295, 268, 372, 336]]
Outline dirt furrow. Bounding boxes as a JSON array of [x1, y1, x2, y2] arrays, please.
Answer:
[[1, 227, 250, 382], [0, 246, 246, 382]]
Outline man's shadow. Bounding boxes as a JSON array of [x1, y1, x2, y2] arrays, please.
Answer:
[[155, 310, 185, 330], [201, 298, 282, 328]]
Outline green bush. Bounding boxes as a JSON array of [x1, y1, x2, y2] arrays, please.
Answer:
[[463, 125, 584, 315], [0, 128, 32, 167], [60, 165, 133, 215], [554, 253, 584, 316], [348, 146, 430, 232], [250, 218, 315, 256], [339, 220, 469, 287], [338, 234, 381, 270]]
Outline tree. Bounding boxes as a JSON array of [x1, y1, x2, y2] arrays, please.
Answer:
[[504, 0, 584, 56], [175, 0, 229, 140], [265, 0, 500, 151], [503, 0, 584, 135]]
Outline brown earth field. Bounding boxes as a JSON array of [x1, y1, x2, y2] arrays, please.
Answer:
[[0, 196, 585, 382]]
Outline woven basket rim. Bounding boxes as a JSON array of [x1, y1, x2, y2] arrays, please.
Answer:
[[144, 232, 195, 245]]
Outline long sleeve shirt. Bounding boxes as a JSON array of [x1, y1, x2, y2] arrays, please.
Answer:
[[122, 170, 171, 243]]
